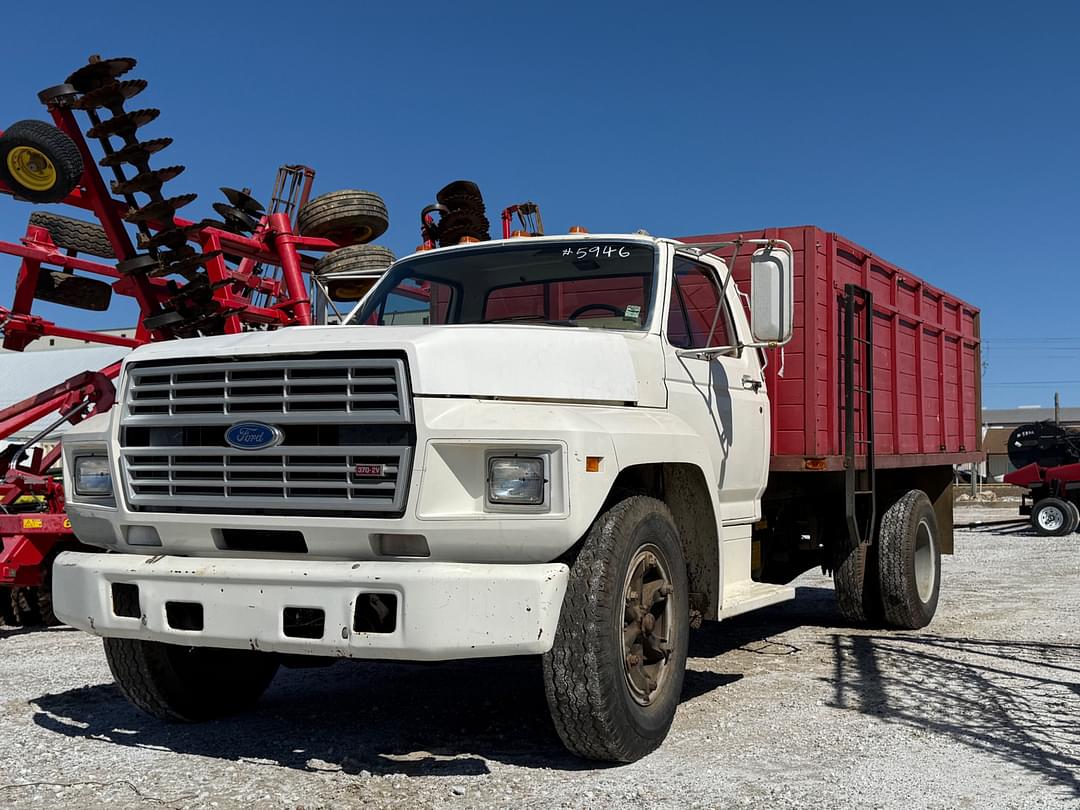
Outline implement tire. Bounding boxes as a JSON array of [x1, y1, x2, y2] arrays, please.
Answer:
[[312, 244, 396, 277], [878, 490, 941, 629], [0, 588, 17, 626], [1031, 497, 1077, 537], [0, 120, 83, 203], [28, 211, 115, 258], [542, 496, 689, 763], [104, 638, 279, 722], [297, 189, 388, 246], [11, 587, 42, 626]]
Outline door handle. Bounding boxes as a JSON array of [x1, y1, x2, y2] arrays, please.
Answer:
[[742, 374, 762, 392]]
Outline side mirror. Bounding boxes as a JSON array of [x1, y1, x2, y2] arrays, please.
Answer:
[[749, 245, 793, 344]]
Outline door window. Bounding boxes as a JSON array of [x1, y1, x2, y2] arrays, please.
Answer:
[[666, 258, 734, 350]]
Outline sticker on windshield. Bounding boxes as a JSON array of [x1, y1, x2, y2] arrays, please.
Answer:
[[563, 245, 632, 259], [624, 305, 641, 321]]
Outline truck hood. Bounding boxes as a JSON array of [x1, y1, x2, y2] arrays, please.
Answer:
[[122, 324, 642, 404]]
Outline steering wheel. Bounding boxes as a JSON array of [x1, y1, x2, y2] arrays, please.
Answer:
[[568, 303, 624, 320]]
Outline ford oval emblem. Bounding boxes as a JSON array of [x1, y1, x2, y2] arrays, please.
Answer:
[[225, 422, 283, 451]]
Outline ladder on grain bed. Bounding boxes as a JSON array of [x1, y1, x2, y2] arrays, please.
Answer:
[[843, 284, 876, 545]]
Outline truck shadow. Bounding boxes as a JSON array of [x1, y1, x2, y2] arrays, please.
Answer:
[[25, 587, 834, 775], [825, 633, 1080, 799], [30, 650, 741, 776]]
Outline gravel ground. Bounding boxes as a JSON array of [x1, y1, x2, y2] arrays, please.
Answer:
[[1, 508, 1077, 809]]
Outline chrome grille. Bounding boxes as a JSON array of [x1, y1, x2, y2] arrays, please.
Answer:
[[119, 353, 413, 516], [124, 356, 410, 425]]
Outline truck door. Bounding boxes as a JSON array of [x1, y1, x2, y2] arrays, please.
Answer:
[[663, 254, 770, 523]]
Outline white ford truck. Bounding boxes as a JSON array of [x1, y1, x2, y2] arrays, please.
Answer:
[[55, 230, 962, 762]]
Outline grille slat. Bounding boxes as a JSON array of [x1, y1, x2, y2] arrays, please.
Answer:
[[120, 354, 412, 517]]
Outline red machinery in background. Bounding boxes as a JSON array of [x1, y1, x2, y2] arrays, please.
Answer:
[[1003, 421, 1080, 536], [0, 55, 392, 624]]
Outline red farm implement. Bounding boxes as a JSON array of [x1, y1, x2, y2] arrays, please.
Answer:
[[1002, 421, 1080, 537], [0, 55, 394, 624]]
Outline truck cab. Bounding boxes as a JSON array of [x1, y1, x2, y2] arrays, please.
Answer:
[[53, 231, 813, 761]]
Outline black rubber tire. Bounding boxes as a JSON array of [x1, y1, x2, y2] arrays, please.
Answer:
[[0, 589, 18, 626], [542, 495, 689, 763], [833, 535, 884, 625], [0, 120, 83, 203], [878, 490, 941, 629], [11, 587, 42, 626], [35, 558, 59, 626], [28, 211, 115, 258], [312, 244, 396, 278], [1067, 501, 1080, 535], [1031, 497, 1076, 537], [297, 190, 389, 246], [104, 638, 279, 722]]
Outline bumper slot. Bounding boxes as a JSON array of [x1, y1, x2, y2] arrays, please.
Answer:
[[283, 606, 325, 639], [112, 582, 140, 618], [166, 600, 204, 631], [354, 593, 397, 634]]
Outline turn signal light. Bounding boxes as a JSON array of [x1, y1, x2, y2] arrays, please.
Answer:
[[585, 456, 602, 473]]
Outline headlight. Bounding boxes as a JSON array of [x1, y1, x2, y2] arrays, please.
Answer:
[[487, 456, 546, 506], [74, 456, 113, 497]]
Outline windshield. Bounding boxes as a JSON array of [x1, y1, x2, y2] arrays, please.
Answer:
[[348, 241, 657, 330]]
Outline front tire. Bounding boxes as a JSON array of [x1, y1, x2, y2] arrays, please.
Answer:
[[542, 496, 689, 763], [104, 638, 279, 722]]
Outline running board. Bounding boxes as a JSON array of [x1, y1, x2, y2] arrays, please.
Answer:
[[718, 581, 796, 619]]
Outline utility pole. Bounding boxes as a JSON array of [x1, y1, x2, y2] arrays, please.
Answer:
[[1055, 391, 1061, 425]]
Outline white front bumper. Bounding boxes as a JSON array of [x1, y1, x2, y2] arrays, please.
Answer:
[[53, 552, 568, 661]]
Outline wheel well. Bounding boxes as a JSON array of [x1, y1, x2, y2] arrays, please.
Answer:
[[606, 463, 719, 625]]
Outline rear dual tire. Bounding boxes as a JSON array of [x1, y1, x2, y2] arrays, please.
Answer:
[[834, 489, 941, 630]]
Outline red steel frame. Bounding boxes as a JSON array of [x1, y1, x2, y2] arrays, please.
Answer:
[[0, 99, 344, 590]]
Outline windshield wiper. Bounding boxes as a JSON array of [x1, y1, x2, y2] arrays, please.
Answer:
[[479, 317, 583, 327]]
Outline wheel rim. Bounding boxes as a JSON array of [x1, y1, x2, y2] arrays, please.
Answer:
[[1037, 506, 1064, 532], [6, 146, 56, 191], [913, 519, 937, 603], [621, 543, 675, 706]]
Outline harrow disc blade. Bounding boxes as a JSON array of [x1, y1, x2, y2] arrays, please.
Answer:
[[151, 250, 223, 277], [126, 193, 198, 224], [212, 203, 259, 233], [141, 309, 186, 330], [220, 187, 265, 215], [138, 222, 203, 251], [86, 108, 160, 139], [65, 57, 137, 92], [75, 79, 148, 111], [111, 165, 185, 195], [98, 137, 173, 167]]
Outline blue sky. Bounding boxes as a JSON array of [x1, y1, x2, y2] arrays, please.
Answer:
[[0, 2, 1076, 408]]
